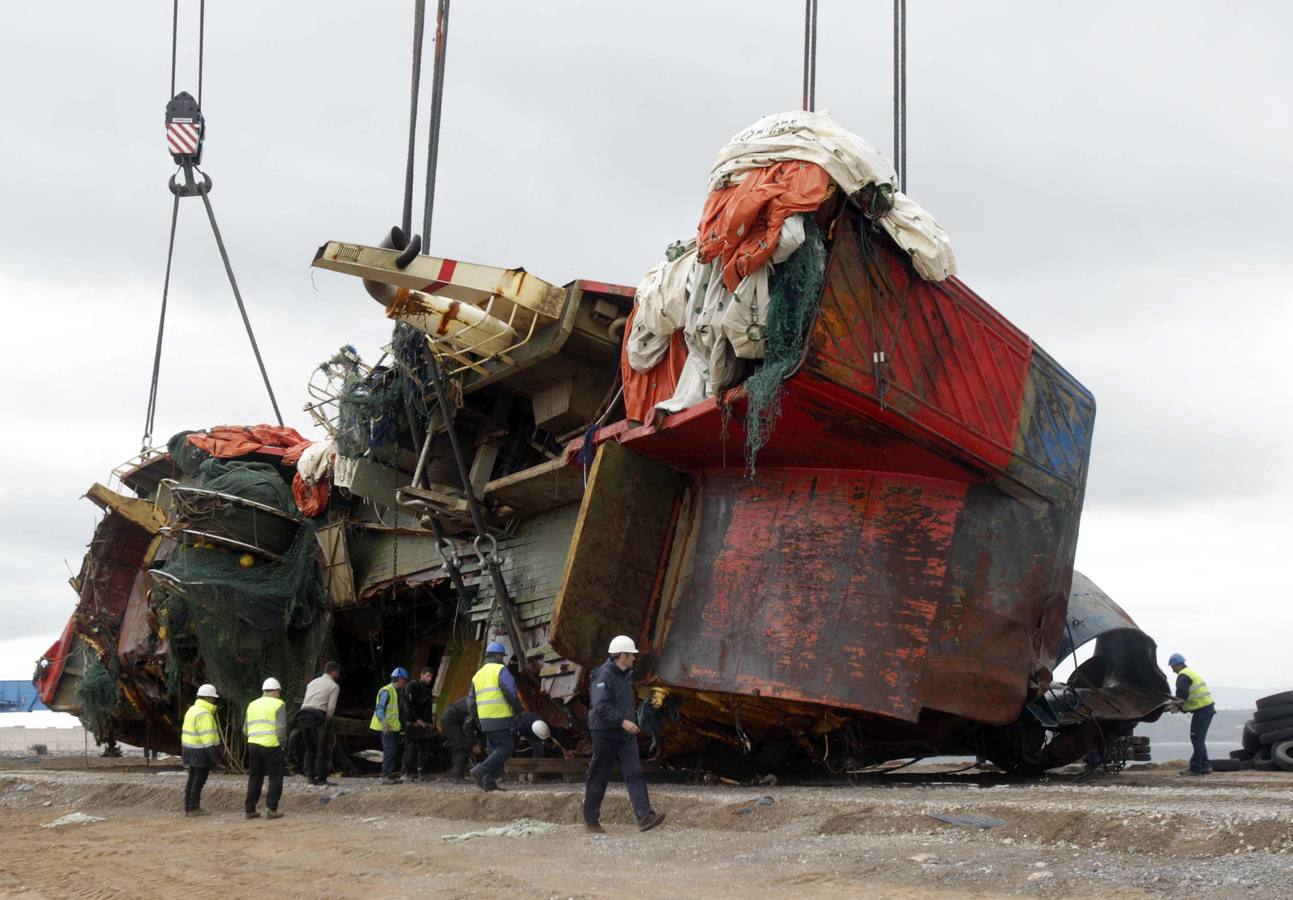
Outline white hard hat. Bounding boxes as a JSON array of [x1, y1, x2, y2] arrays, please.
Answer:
[[531, 719, 551, 741], [608, 635, 639, 655], [262, 677, 282, 692], [197, 683, 219, 699]]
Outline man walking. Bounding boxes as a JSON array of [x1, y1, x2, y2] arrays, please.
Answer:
[[468, 641, 523, 791], [439, 695, 477, 784], [370, 667, 409, 784], [1169, 653, 1215, 776], [403, 667, 437, 781], [245, 677, 288, 819], [298, 661, 341, 786], [180, 683, 222, 816], [583, 635, 664, 833]]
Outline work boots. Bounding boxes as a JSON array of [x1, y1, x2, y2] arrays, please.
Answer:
[[638, 811, 666, 832]]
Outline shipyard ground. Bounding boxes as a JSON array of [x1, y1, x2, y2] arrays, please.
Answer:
[[2, 760, 1291, 898]]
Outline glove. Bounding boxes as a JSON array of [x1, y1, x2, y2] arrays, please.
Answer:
[[381, 721, 390, 734]]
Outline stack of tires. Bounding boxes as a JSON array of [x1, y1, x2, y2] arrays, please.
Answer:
[[1130, 735, 1151, 762], [1229, 690, 1293, 772]]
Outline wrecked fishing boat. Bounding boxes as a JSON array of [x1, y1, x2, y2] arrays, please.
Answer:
[[35, 111, 1170, 775]]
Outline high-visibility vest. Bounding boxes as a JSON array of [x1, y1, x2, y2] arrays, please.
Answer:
[[181, 699, 220, 750], [369, 684, 402, 732], [1178, 666, 1214, 712], [246, 696, 285, 747], [472, 662, 512, 721]]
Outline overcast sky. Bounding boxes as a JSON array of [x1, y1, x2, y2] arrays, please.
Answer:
[[1, 2, 1289, 690]]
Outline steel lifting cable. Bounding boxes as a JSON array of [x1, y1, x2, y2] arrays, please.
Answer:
[[801, 0, 818, 112], [893, 0, 907, 190], [424, 349, 528, 668], [195, 169, 285, 428], [143, 0, 283, 450], [421, 0, 451, 254], [401, 0, 426, 239], [142, 193, 181, 451]]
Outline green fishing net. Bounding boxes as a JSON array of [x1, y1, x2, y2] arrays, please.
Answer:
[[75, 654, 121, 744], [744, 217, 828, 472]]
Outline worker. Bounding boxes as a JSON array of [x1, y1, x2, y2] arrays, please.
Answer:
[[1168, 653, 1215, 776], [582, 635, 664, 833], [244, 677, 288, 819], [403, 666, 437, 782], [180, 683, 222, 817], [514, 711, 553, 758], [298, 660, 341, 786], [467, 641, 523, 791], [439, 696, 477, 784], [370, 667, 409, 784]]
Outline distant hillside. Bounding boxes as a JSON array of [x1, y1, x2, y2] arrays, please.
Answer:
[[1207, 686, 1290, 710], [1134, 708, 1248, 746]]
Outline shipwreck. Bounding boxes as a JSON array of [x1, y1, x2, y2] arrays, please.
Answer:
[[36, 111, 1170, 776]]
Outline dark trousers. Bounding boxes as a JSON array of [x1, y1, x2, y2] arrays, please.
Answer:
[[583, 732, 652, 825], [1189, 704, 1216, 773], [476, 728, 514, 784], [245, 744, 285, 813], [297, 709, 329, 783], [403, 737, 433, 777], [184, 766, 210, 812], [442, 717, 476, 779], [381, 731, 404, 777]]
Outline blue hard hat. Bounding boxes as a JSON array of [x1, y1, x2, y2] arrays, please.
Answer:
[[391, 667, 410, 680], [485, 641, 506, 656], [1168, 653, 1185, 667]]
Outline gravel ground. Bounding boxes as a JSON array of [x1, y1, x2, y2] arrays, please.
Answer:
[[1, 761, 1291, 898]]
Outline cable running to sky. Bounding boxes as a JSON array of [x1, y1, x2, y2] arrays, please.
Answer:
[[893, 0, 907, 190], [144, 0, 284, 451], [802, 0, 818, 111]]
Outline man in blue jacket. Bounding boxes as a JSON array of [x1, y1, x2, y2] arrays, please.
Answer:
[[582, 635, 664, 833], [468, 642, 524, 791]]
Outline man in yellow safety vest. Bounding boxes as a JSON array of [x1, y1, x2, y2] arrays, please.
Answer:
[[1168, 653, 1215, 776], [180, 683, 222, 816], [467, 642, 524, 791], [244, 677, 288, 818], [370, 667, 410, 784]]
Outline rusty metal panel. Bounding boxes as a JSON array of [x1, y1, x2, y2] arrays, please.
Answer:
[[653, 469, 965, 723], [550, 442, 683, 667], [807, 222, 1032, 476]]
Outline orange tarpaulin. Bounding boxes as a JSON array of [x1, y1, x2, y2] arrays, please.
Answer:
[[292, 472, 330, 517], [621, 306, 688, 424], [697, 160, 833, 292], [187, 425, 312, 463], [189, 425, 328, 515]]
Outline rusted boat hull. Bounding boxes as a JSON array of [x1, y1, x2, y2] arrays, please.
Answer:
[[552, 207, 1103, 761]]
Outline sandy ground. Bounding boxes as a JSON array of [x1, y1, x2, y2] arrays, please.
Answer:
[[1, 758, 1292, 899]]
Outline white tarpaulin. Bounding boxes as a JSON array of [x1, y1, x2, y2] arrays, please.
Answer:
[[638, 217, 810, 414], [708, 109, 956, 282]]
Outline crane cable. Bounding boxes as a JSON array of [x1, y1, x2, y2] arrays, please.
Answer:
[[421, 0, 452, 254], [143, 0, 283, 451], [801, 0, 818, 112], [401, 1, 426, 240], [893, 0, 907, 190]]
